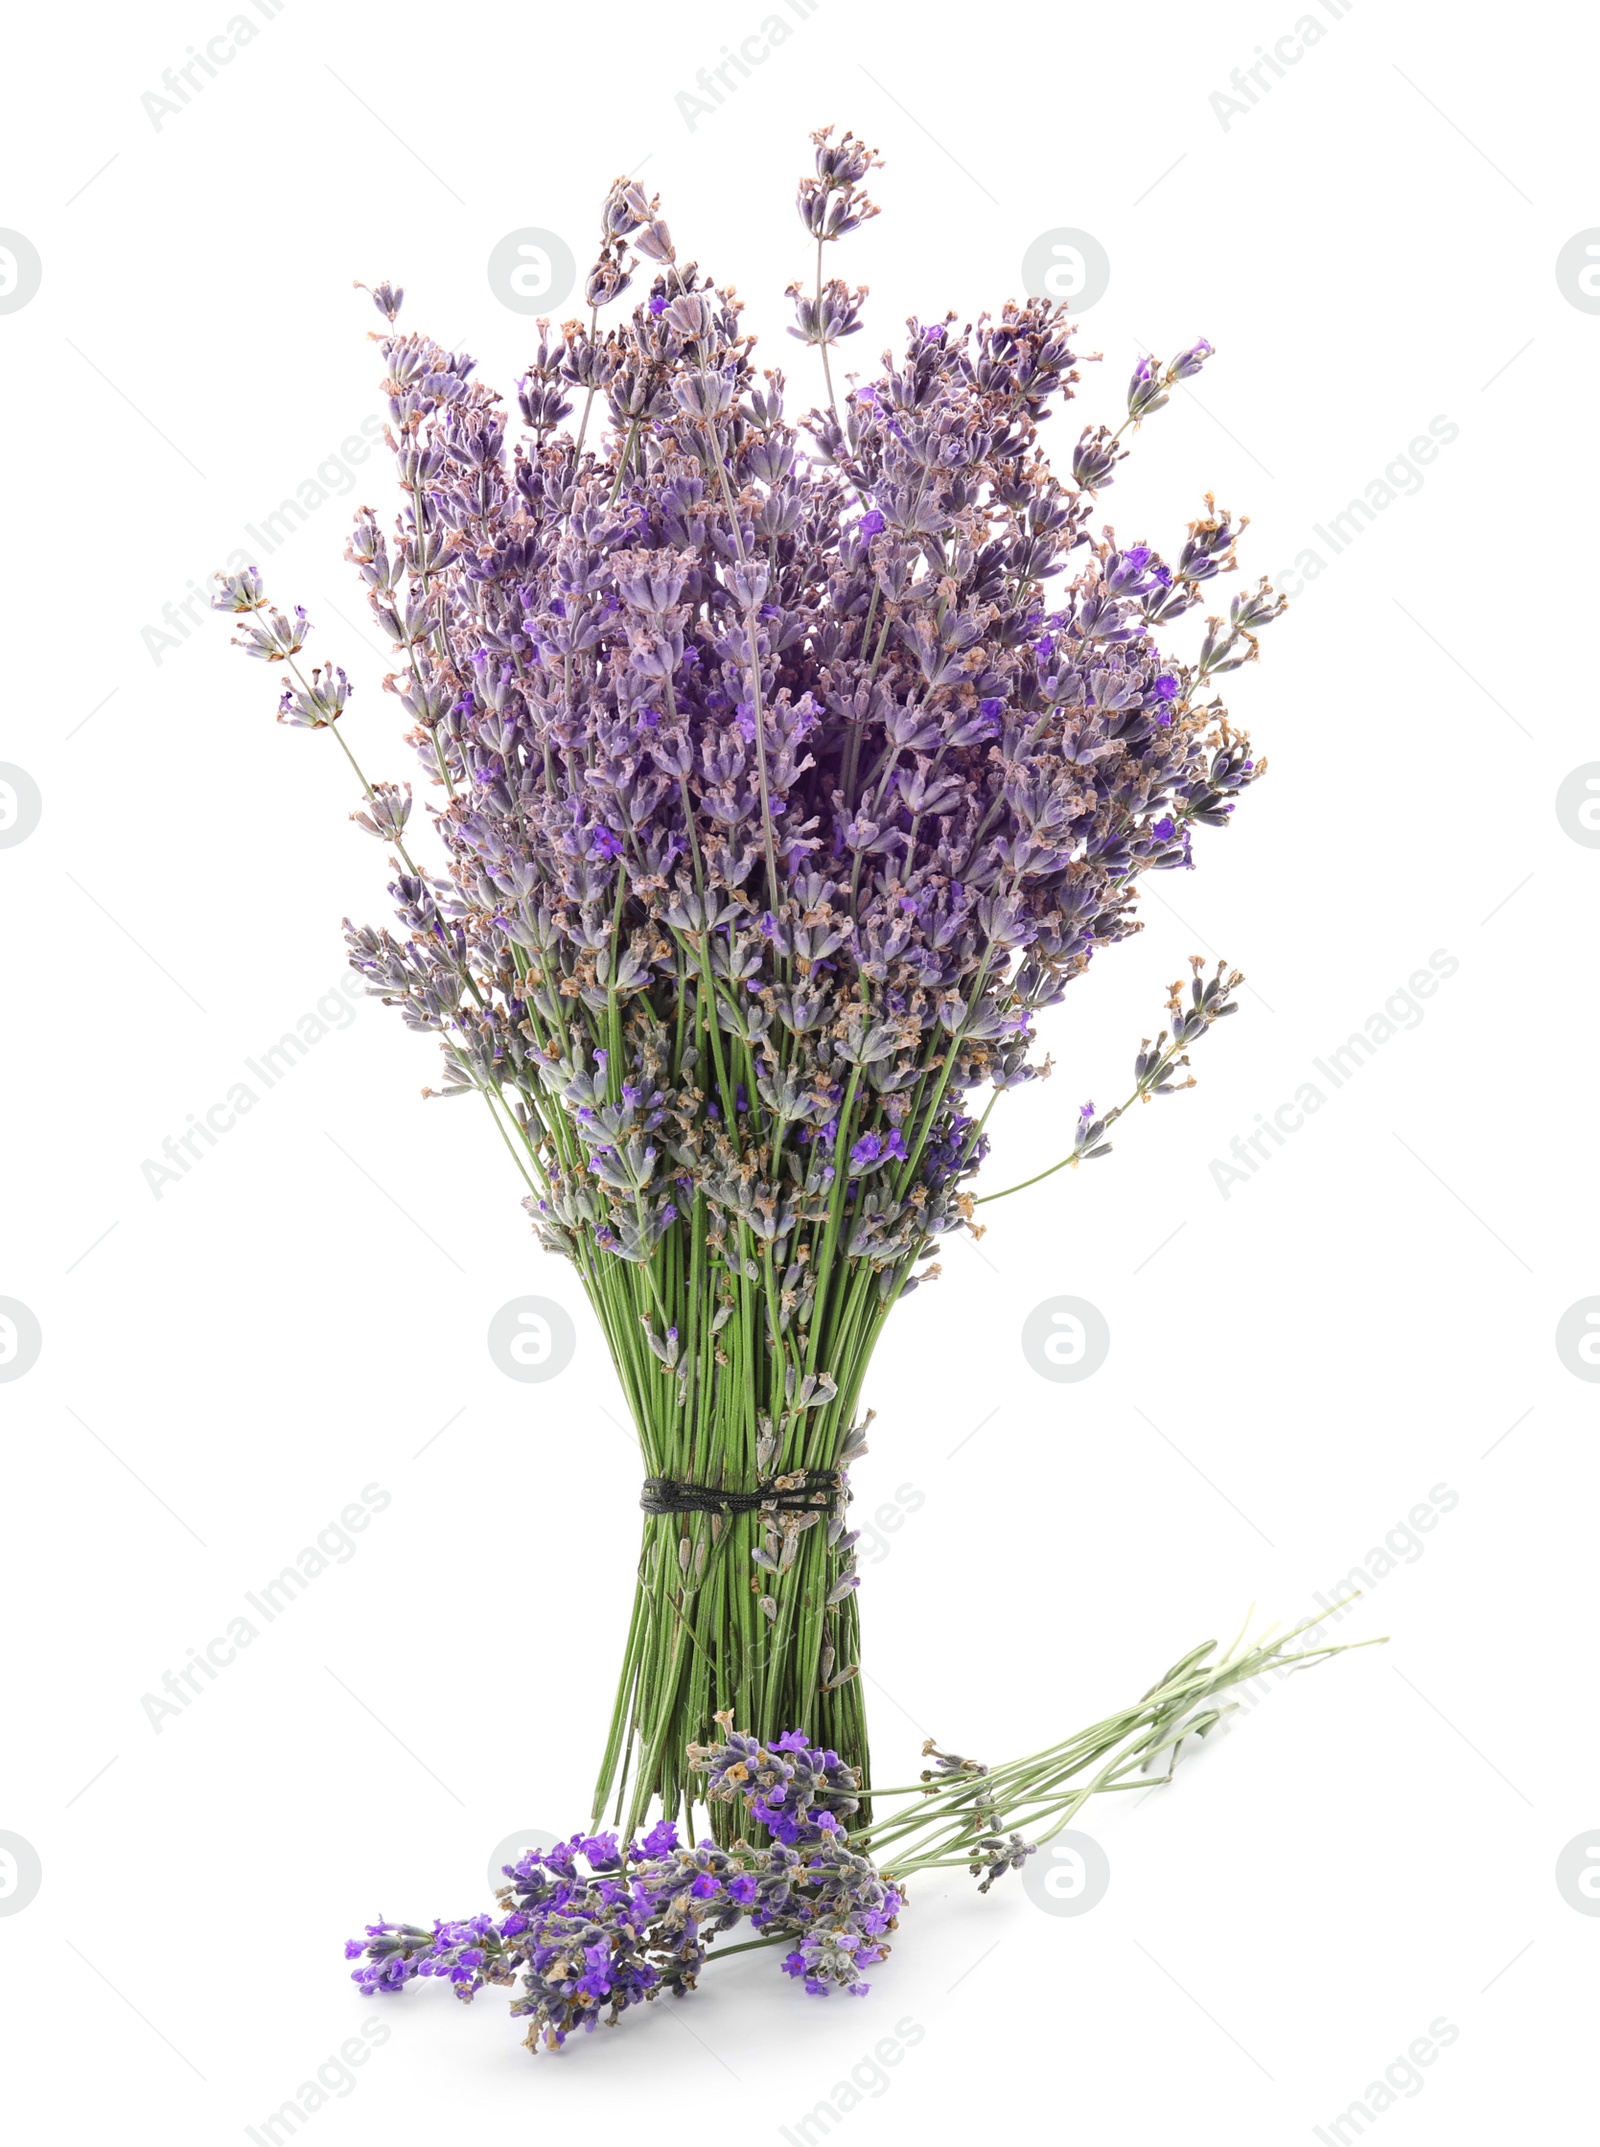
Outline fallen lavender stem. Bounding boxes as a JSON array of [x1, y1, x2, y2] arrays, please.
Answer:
[[855, 1606, 1380, 1876], [345, 1610, 1378, 2054]]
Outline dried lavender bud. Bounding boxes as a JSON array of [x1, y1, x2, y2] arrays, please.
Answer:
[[351, 780, 411, 838], [356, 280, 405, 323], [211, 565, 267, 613], [787, 279, 868, 348], [231, 603, 308, 663], [277, 662, 349, 729], [796, 127, 882, 241]]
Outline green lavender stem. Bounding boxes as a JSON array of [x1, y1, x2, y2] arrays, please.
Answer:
[[847, 1608, 1381, 1879]]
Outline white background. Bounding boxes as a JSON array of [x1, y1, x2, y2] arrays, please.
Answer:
[[1, 0, 1592, 2137]]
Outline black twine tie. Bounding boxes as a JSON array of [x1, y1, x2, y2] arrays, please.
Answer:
[[640, 1470, 842, 1517]]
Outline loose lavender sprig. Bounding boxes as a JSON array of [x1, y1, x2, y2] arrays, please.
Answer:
[[346, 1747, 900, 2050], [345, 1612, 1375, 2055], [851, 1607, 1379, 1877], [974, 953, 1245, 1207]]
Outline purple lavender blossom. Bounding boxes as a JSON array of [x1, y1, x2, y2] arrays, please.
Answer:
[[343, 1718, 902, 2053], [287, 150, 1277, 1313]]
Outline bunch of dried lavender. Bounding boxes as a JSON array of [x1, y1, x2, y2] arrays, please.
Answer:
[[345, 1614, 1372, 2055], [216, 126, 1284, 1838]]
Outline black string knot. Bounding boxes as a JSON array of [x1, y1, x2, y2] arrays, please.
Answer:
[[639, 1469, 843, 1517]]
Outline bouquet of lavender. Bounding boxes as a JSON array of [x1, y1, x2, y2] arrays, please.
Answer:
[[217, 127, 1286, 1844]]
